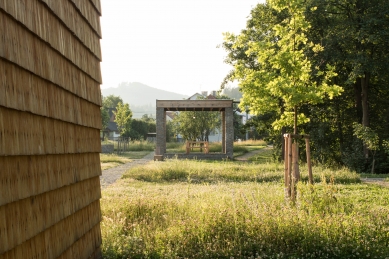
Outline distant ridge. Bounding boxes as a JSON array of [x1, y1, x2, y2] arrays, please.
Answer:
[[101, 82, 188, 107]]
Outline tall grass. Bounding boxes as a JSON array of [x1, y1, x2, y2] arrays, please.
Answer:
[[100, 159, 388, 259], [127, 140, 155, 151], [121, 159, 360, 184], [234, 139, 267, 147], [233, 140, 267, 157], [102, 140, 155, 151], [165, 140, 268, 155]]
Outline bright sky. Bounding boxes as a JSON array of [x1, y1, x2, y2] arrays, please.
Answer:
[[100, 0, 264, 96]]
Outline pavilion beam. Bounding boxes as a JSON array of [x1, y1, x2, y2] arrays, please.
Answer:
[[157, 100, 233, 110]]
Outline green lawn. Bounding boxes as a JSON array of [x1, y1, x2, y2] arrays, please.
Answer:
[[100, 151, 152, 170], [100, 157, 388, 259], [360, 173, 389, 179], [100, 153, 132, 170], [247, 148, 274, 163]]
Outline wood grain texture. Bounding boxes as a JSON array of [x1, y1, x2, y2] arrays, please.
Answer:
[[0, 0, 103, 257]]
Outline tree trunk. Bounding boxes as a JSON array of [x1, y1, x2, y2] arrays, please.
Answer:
[[294, 105, 298, 135], [335, 100, 343, 154], [281, 126, 286, 161], [280, 99, 286, 161], [386, 106, 389, 134], [354, 78, 363, 123], [361, 72, 370, 158]]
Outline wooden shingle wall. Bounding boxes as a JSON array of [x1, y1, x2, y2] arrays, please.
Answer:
[[0, 0, 103, 258]]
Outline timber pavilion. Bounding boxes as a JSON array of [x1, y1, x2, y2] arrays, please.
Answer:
[[155, 99, 234, 160]]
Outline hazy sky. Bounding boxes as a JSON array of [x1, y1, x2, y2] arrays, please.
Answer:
[[100, 0, 264, 96]]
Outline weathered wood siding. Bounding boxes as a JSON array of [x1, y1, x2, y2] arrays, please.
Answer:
[[0, 0, 103, 258]]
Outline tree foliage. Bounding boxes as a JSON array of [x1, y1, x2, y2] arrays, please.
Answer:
[[173, 111, 220, 141], [101, 94, 123, 134], [128, 115, 156, 140], [103, 95, 123, 109], [222, 0, 389, 173], [226, 0, 342, 133], [114, 102, 132, 137], [101, 107, 110, 130]]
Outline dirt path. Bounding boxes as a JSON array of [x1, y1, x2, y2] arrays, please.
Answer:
[[100, 152, 154, 189], [234, 146, 272, 161]]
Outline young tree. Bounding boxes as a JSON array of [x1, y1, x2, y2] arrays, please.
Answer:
[[114, 102, 132, 137], [225, 1, 342, 134]]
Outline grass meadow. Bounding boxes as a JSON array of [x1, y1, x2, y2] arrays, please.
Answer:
[[100, 140, 268, 171], [100, 152, 389, 258]]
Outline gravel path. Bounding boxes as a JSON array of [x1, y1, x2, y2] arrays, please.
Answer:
[[100, 152, 154, 189], [234, 146, 272, 161]]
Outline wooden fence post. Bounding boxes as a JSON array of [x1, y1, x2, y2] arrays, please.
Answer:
[[291, 142, 296, 201], [287, 135, 293, 198], [305, 137, 313, 184], [283, 134, 314, 201], [284, 135, 289, 198]]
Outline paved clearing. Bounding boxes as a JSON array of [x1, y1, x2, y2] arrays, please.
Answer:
[[100, 152, 154, 189]]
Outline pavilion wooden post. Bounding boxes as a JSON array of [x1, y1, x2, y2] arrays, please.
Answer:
[[283, 134, 313, 201]]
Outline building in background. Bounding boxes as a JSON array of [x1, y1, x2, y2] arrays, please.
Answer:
[[102, 108, 120, 140]]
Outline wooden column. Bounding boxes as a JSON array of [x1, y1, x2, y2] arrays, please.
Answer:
[[155, 107, 166, 156]]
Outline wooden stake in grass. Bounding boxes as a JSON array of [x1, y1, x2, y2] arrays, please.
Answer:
[[306, 138, 313, 184], [284, 134, 313, 201]]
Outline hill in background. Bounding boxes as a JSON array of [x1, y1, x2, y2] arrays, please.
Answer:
[[101, 82, 188, 118]]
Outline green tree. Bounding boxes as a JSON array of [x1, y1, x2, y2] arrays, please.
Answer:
[[103, 95, 123, 109], [101, 106, 110, 139], [307, 0, 389, 159], [221, 0, 389, 172], [298, 0, 389, 172], [114, 102, 132, 137], [173, 111, 220, 141], [353, 123, 379, 173], [166, 120, 175, 142], [222, 3, 290, 158], [129, 119, 148, 140], [229, 0, 342, 134]]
